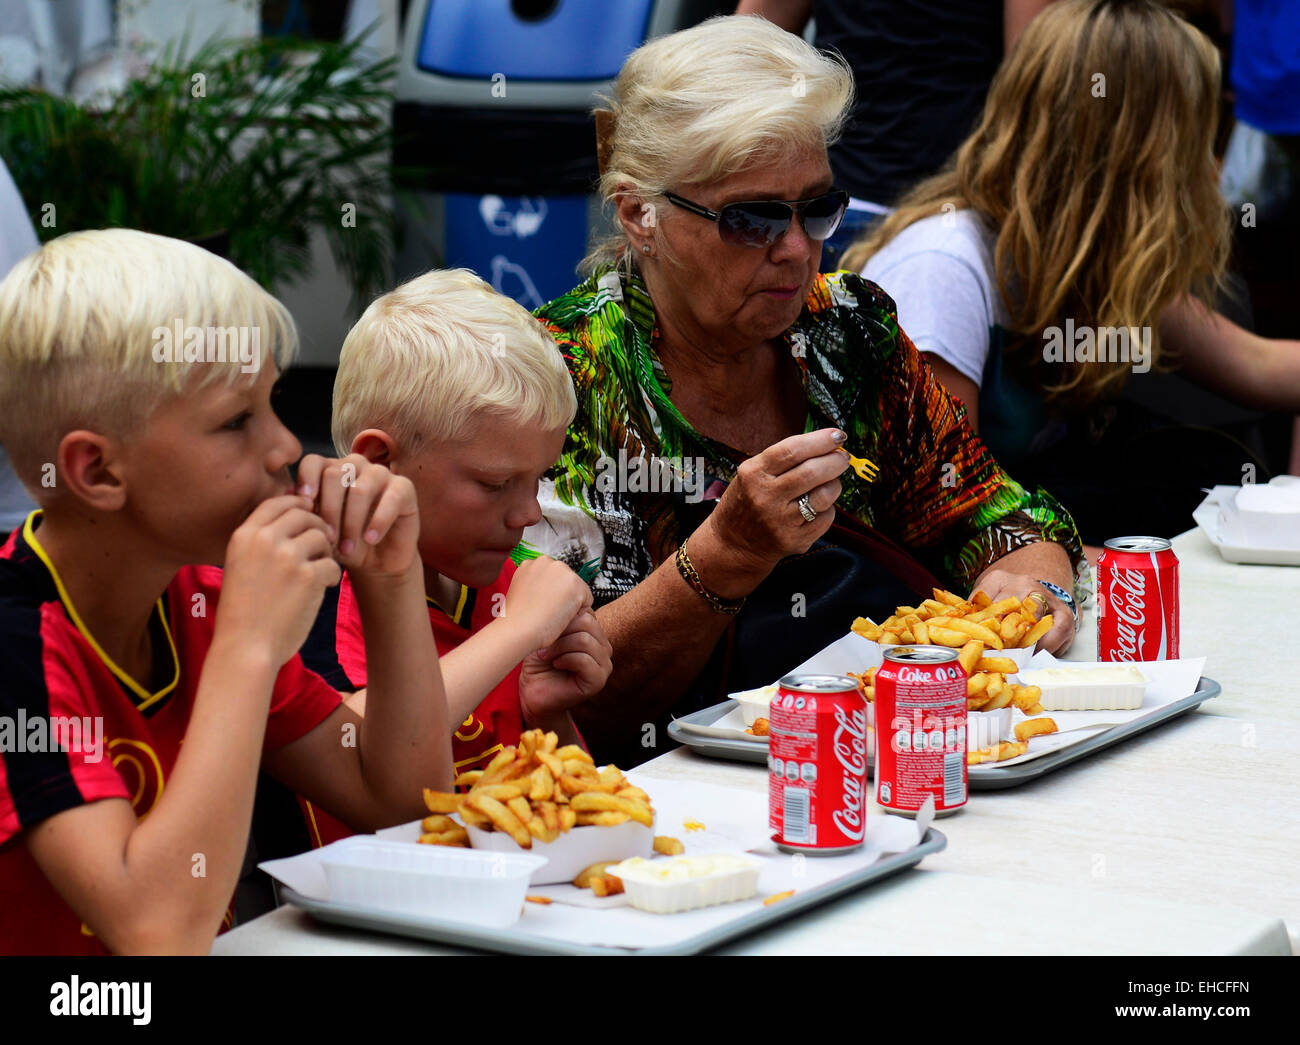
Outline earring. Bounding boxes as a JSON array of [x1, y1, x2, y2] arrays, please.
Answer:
[[641, 244, 651, 255]]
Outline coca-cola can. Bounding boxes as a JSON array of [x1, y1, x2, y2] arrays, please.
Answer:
[[1097, 536, 1179, 661], [769, 673, 869, 854], [874, 646, 968, 818]]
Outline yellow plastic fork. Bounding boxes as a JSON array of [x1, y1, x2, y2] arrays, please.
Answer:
[[839, 447, 880, 483]]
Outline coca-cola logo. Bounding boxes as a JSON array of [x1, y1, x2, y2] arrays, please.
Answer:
[[832, 705, 868, 840], [1107, 563, 1148, 661]]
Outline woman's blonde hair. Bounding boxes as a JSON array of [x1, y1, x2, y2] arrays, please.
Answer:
[[0, 228, 296, 490], [331, 268, 576, 456], [841, 0, 1230, 406], [584, 14, 854, 276]]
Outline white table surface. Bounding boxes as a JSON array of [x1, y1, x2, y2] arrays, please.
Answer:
[[214, 527, 1298, 956]]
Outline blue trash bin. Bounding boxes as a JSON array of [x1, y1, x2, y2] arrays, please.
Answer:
[[393, 0, 731, 307]]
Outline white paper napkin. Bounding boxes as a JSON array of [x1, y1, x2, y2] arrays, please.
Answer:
[[969, 653, 1209, 769]]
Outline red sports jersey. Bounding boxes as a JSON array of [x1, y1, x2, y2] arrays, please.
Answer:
[[0, 512, 342, 955], [300, 561, 524, 847]]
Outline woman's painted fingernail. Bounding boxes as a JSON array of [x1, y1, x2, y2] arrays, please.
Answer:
[[340, 538, 354, 555], [831, 429, 847, 443], [299, 484, 314, 498], [365, 528, 381, 545]]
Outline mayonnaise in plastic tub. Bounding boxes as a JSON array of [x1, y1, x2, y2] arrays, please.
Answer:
[[1017, 664, 1147, 711], [608, 852, 761, 914]]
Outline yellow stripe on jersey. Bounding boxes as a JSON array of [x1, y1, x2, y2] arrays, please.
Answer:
[[303, 800, 324, 849], [23, 510, 181, 710], [454, 742, 503, 770], [452, 584, 470, 625], [426, 584, 472, 628]]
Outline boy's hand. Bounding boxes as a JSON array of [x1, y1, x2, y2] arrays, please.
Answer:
[[296, 454, 420, 578], [220, 494, 341, 667], [519, 609, 614, 725], [501, 556, 593, 649]]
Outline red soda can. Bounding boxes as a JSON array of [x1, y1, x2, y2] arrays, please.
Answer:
[[874, 646, 967, 818], [769, 673, 869, 854], [1097, 536, 1179, 661]]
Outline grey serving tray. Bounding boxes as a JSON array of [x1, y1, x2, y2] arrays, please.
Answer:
[[672, 678, 1221, 790], [667, 700, 769, 764], [968, 675, 1220, 789], [279, 827, 946, 956]]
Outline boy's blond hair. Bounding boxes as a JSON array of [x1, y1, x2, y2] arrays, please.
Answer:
[[0, 228, 297, 491], [331, 268, 576, 455]]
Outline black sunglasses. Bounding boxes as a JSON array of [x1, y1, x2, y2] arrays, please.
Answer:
[[663, 189, 849, 248]]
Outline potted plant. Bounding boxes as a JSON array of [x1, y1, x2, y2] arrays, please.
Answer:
[[0, 31, 399, 312]]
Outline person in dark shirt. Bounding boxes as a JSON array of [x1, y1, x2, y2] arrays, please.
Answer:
[[736, 0, 1054, 268]]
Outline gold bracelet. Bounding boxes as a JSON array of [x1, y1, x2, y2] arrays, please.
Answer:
[[675, 536, 745, 615]]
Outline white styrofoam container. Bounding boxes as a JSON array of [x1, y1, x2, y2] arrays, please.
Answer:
[[320, 837, 546, 928], [1019, 667, 1147, 711], [967, 707, 1011, 751], [733, 684, 778, 726], [466, 817, 654, 885], [608, 853, 762, 914]]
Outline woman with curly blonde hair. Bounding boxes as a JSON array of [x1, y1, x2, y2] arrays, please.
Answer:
[[843, 0, 1300, 548]]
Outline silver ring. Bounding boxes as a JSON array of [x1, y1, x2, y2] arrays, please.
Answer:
[[797, 494, 817, 523]]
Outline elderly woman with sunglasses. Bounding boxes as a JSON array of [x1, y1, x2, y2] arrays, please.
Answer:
[[525, 16, 1085, 765]]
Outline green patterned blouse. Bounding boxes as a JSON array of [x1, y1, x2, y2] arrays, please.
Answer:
[[522, 264, 1086, 609]]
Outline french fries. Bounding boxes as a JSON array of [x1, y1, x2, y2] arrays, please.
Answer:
[[968, 740, 1028, 765], [1014, 717, 1059, 743], [978, 656, 1019, 675], [848, 668, 877, 702], [590, 874, 625, 897], [419, 729, 655, 850], [419, 823, 470, 847], [852, 588, 1064, 716], [851, 587, 1055, 651], [746, 717, 770, 737], [572, 860, 626, 897], [653, 835, 685, 856], [573, 861, 617, 888]]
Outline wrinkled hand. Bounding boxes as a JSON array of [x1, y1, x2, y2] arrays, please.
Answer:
[[518, 609, 614, 725], [295, 454, 420, 578], [706, 428, 851, 572], [970, 569, 1074, 654]]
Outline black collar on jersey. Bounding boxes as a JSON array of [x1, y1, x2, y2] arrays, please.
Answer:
[[426, 583, 477, 630]]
